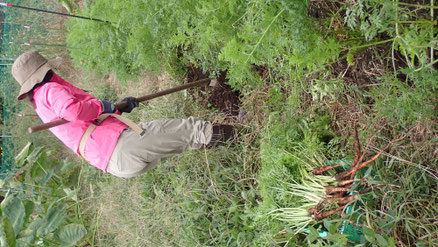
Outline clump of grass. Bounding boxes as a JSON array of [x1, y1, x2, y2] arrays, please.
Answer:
[[370, 68, 438, 126], [79, 145, 261, 246]]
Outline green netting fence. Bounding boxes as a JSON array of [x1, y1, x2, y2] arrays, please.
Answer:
[[0, 0, 69, 176]]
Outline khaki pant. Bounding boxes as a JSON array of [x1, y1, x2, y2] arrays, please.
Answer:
[[106, 117, 212, 178]]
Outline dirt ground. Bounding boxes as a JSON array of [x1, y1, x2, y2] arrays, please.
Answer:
[[185, 65, 241, 117]]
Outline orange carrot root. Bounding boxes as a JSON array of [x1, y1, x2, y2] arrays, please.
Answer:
[[338, 179, 361, 187], [313, 206, 345, 221], [320, 194, 344, 204], [308, 207, 318, 215], [338, 195, 356, 205], [325, 185, 353, 195], [336, 133, 408, 181], [312, 164, 344, 175]]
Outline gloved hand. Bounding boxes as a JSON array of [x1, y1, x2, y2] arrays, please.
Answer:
[[117, 97, 139, 113], [99, 99, 116, 114]]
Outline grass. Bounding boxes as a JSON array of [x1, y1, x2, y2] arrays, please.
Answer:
[[78, 137, 261, 246]]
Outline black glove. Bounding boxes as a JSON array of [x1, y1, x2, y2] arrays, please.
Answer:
[[99, 99, 116, 114], [117, 97, 139, 113]]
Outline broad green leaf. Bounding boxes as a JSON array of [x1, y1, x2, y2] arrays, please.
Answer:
[[375, 234, 388, 246], [387, 237, 396, 247], [16, 238, 32, 247], [58, 160, 75, 176], [16, 229, 33, 238], [37, 203, 67, 236], [26, 146, 44, 165], [323, 220, 331, 232], [363, 227, 376, 243], [36, 151, 57, 172], [15, 143, 33, 167], [2, 196, 25, 237], [29, 160, 43, 179], [27, 218, 43, 232], [405, 220, 415, 236], [54, 224, 87, 246], [22, 201, 34, 223], [62, 188, 78, 202], [39, 169, 55, 186], [2, 217, 17, 247], [28, 148, 51, 179], [60, 0, 74, 13], [19, 218, 43, 244], [306, 226, 319, 243]]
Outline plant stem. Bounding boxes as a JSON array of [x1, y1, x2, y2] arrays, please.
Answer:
[[392, 1, 438, 8], [393, 20, 436, 25], [344, 38, 395, 51], [312, 163, 345, 175], [416, 59, 438, 71], [431, 0, 434, 63], [245, 9, 284, 63]]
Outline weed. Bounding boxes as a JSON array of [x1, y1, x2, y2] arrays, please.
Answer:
[[0, 143, 88, 246], [370, 68, 438, 126], [78, 145, 261, 246]]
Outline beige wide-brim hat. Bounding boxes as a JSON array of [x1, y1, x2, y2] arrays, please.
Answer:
[[12, 50, 62, 100]]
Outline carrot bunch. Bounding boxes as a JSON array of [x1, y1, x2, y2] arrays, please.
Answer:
[[308, 123, 408, 221]]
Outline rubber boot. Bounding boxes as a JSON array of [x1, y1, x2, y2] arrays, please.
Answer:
[[207, 124, 236, 147]]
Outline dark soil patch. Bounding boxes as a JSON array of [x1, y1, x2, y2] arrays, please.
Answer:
[[307, 0, 340, 19], [331, 46, 392, 87], [185, 66, 241, 116]]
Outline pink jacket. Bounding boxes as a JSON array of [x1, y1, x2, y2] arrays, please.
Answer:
[[32, 73, 128, 171]]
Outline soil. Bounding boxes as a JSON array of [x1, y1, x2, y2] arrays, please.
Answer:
[[185, 65, 241, 117], [331, 48, 385, 87]]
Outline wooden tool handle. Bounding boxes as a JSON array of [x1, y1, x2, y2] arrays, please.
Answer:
[[28, 78, 211, 133], [28, 119, 69, 133]]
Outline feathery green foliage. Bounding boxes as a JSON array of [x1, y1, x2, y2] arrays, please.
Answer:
[[370, 68, 438, 125], [67, 0, 340, 92]]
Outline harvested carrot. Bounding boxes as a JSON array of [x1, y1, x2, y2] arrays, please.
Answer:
[[312, 186, 378, 220], [308, 207, 318, 215], [336, 132, 408, 181], [338, 195, 356, 205], [320, 194, 344, 204], [353, 134, 408, 173], [313, 206, 345, 221], [338, 179, 361, 187], [312, 163, 344, 175], [308, 127, 410, 222], [325, 185, 353, 195], [351, 122, 361, 169], [357, 126, 385, 168]]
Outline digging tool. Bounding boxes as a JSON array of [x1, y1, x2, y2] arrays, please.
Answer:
[[28, 78, 215, 133]]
